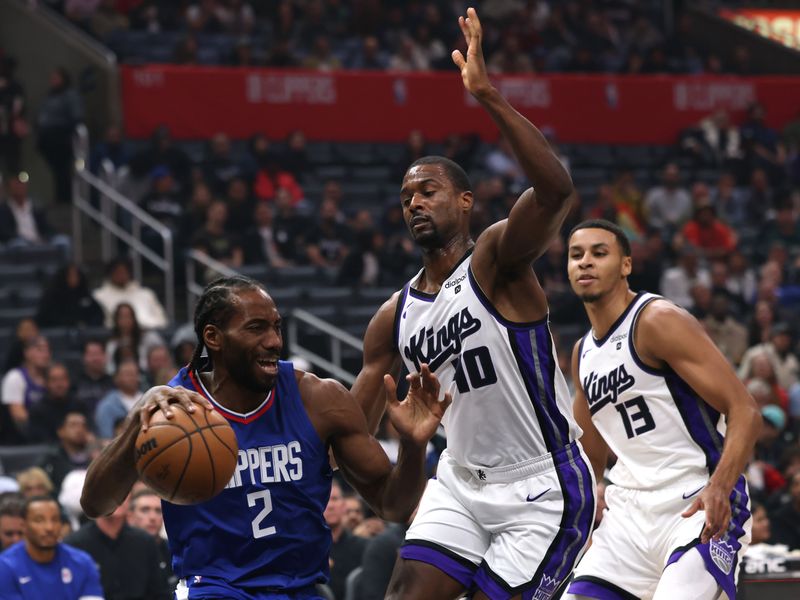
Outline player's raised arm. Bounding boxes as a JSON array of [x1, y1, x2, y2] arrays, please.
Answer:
[[635, 301, 761, 543], [310, 366, 450, 522], [453, 7, 574, 271], [350, 293, 403, 433], [571, 341, 609, 483]]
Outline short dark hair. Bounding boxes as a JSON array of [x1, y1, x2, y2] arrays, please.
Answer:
[[23, 495, 60, 519], [130, 488, 160, 508], [0, 493, 25, 518], [568, 219, 632, 256], [190, 276, 266, 371], [406, 156, 471, 193]]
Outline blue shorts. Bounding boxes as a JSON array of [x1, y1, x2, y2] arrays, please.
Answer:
[[175, 576, 326, 600]]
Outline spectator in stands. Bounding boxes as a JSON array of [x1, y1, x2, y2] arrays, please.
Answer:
[[0, 496, 103, 598], [27, 363, 86, 444], [627, 237, 664, 294], [342, 494, 365, 531], [94, 359, 142, 440], [253, 154, 305, 205], [65, 493, 172, 599], [306, 198, 351, 269], [181, 182, 214, 247], [35, 263, 104, 329], [74, 339, 114, 416], [680, 110, 742, 167], [680, 191, 737, 260], [749, 503, 771, 546], [203, 132, 247, 195], [0, 172, 66, 251], [281, 130, 310, 181], [93, 256, 169, 330], [704, 292, 748, 366], [761, 201, 800, 259], [130, 125, 192, 190], [191, 200, 244, 272], [224, 176, 256, 234], [242, 201, 290, 268], [37, 411, 93, 494], [740, 102, 786, 184], [128, 488, 177, 590], [609, 168, 644, 225], [711, 172, 748, 231], [0, 493, 24, 550], [302, 35, 342, 71], [485, 137, 527, 192], [729, 250, 758, 307], [338, 209, 381, 287], [36, 67, 84, 204], [389, 35, 430, 71], [643, 162, 692, 234], [769, 471, 800, 550], [350, 35, 388, 70], [0, 56, 27, 176], [326, 479, 367, 600], [1, 335, 50, 437], [659, 245, 710, 310], [740, 168, 774, 231], [740, 323, 800, 391], [105, 302, 165, 374], [2, 317, 39, 372], [487, 33, 533, 74], [141, 165, 185, 234], [273, 187, 308, 264], [91, 0, 130, 40], [186, 0, 226, 34], [143, 344, 175, 387], [16, 467, 54, 499]]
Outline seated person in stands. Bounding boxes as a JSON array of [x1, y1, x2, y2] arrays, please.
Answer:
[[36, 263, 105, 328], [0, 172, 69, 253], [0, 335, 50, 438], [93, 257, 169, 330]]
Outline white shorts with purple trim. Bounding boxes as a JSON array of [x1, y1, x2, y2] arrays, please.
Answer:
[[401, 442, 595, 600], [568, 476, 751, 600]]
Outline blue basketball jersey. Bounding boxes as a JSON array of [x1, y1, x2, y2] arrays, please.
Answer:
[[163, 361, 333, 594]]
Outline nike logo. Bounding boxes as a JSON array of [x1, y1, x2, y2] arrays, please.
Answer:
[[19, 576, 31, 584], [527, 488, 551, 502], [682, 486, 704, 500]]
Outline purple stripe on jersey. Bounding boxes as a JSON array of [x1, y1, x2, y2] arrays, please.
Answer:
[[665, 372, 723, 470], [534, 325, 571, 444], [569, 579, 635, 600], [400, 544, 476, 588]]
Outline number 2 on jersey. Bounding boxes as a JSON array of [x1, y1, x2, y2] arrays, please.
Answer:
[[452, 346, 498, 393], [247, 489, 276, 538]]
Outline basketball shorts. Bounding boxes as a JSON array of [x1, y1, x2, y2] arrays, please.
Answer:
[[401, 441, 596, 600], [175, 577, 325, 600], [568, 476, 751, 600]]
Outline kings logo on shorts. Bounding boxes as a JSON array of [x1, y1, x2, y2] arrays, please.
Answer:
[[710, 538, 735, 575], [532, 574, 559, 600]]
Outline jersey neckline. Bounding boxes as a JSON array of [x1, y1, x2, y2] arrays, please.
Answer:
[[407, 246, 474, 301], [188, 368, 276, 424], [591, 291, 646, 347]]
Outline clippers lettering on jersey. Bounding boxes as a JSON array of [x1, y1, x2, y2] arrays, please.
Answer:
[[403, 307, 482, 372], [226, 441, 304, 489], [583, 364, 635, 415]]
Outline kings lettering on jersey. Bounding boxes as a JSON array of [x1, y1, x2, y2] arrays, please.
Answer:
[[225, 441, 304, 489], [583, 364, 635, 416], [403, 307, 482, 371]]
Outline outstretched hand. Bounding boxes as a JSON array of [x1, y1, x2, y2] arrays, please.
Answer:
[[384, 364, 452, 447], [451, 7, 492, 98]]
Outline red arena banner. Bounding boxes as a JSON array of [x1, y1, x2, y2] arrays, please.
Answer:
[[121, 66, 800, 144], [719, 8, 800, 50]]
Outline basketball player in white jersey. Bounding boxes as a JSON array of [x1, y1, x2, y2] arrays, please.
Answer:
[[563, 220, 761, 600], [350, 8, 595, 600]]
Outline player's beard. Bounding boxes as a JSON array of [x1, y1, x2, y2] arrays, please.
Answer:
[[580, 291, 603, 303], [225, 349, 274, 394]]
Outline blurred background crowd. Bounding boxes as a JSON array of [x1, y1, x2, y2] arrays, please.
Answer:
[[1, 1, 800, 599]]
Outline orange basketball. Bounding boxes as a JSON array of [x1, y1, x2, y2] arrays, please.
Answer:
[[134, 405, 238, 505]]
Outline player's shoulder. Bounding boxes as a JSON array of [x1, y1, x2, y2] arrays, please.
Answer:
[[0, 542, 22, 567], [637, 297, 694, 328], [294, 369, 350, 405]]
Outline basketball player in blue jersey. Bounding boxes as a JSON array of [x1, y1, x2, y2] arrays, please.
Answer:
[[563, 219, 761, 600], [351, 8, 595, 600], [79, 276, 451, 600]]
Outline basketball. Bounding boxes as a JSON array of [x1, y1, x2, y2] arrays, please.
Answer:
[[134, 405, 239, 505]]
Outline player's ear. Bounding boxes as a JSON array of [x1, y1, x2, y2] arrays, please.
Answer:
[[460, 190, 473, 213], [621, 255, 632, 278], [203, 324, 222, 352]]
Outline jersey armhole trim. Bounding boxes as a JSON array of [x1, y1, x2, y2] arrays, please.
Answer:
[[575, 336, 587, 392], [392, 286, 408, 353], [467, 266, 548, 330], [629, 296, 666, 376]]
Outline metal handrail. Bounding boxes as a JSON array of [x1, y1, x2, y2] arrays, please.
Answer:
[[185, 249, 240, 318], [288, 308, 363, 385], [72, 147, 175, 321]]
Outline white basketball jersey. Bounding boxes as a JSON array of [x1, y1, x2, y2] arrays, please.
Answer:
[[577, 292, 726, 490], [395, 251, 581, 470]]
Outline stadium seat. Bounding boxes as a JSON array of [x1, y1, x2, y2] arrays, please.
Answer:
[[0, 444, 53, 475]]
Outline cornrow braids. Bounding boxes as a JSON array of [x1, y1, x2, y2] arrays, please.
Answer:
[[189, 275, 264, 372]]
